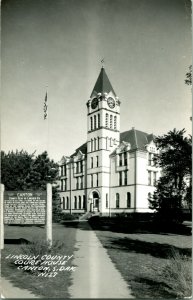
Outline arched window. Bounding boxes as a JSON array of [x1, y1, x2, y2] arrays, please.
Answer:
[[91, 139, 93, 152], [83, 195, 86, 209], [105, 113, 108, 127], [74, 196, 77, 209], [66, 197, 69, 209], [114, 116, 117, 130], [79, 196, 81, 209], [116, 193, 120, 208], [127, 192, 131, 208], [98, 114, 100, 128], [110, 115, 113, 129], [94, 115, 96, 129], [90, 117, 93, 131], [63, 197, 65, 209]]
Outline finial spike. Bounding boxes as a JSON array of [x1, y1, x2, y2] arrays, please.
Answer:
[[101, 58, 105, 68]]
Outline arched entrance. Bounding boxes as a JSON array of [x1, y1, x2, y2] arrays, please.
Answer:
[[90, 191, 100, 213]]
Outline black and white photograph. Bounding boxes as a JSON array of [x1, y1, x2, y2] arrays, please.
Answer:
[[1, 0, 192, 298]]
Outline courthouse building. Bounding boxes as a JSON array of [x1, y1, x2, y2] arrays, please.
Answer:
[[59, 67, 161, 215]]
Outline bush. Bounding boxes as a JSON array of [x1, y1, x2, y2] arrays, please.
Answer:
[[60, 213, 78, 221], [156, 249, 192, 298]]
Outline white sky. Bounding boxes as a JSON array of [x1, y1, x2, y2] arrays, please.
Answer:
[[1, 0, 192, 161]]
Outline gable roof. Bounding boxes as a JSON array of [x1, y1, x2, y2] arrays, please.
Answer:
[[120, 128, 155, 151], [67, 128, 155, 160], [90, 67, 117, 97]]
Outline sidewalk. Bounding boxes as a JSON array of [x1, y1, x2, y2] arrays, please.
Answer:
[[69, 222, 134, 298], [1, 277, 40, 298]]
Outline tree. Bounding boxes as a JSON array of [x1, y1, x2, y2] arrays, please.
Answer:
[[1, 150, 61, 221], [149, 129, 192, 223]]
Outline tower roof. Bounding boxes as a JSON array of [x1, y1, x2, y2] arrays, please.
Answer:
[[90, 67, 117, 98]]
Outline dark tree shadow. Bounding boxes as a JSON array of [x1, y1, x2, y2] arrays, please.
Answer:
[[103, 237, 191, 258]]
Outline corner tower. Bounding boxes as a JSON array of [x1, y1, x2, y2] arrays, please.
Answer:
[[86, 67, 120, 214]]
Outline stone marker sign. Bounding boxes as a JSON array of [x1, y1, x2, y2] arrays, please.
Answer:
[[4, 191, 46, 224]]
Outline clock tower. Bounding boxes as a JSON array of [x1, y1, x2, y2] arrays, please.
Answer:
[[86, 67, 120, 214]]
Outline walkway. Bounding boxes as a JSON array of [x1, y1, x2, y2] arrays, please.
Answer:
[[69, 221, 134, 298], [1, 277, 39, 298]]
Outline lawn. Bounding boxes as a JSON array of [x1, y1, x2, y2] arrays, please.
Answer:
[[94, 229, 192, 298], [1, 223, 78, 298]]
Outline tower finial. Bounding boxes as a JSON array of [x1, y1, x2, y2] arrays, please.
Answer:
[[101, 58, 105, 68]]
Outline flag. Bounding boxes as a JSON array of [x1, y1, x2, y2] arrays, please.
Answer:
[[44, 92, 48, 120]]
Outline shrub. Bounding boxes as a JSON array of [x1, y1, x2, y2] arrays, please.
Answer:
[[157, 249, 192, 298], [60, 213, 78, 221]]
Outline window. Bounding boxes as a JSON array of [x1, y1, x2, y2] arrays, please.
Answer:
[[83, 195, 86, 209], [148, 192, 151, 201], [96, 156, 99, 167], [91, 157, 93, 168], [114, 116, 117, 130], [74, 196, 77, 209], [98, 137, 100, 150], [76, 162, 78, 173], [91, 139, 93, 152], [94, 115, 96, 129], [110, 138, 112, 147], [124, 170, 127, 185], [96, 173, 99, 187], [80, 161, 83, 173], [119, 153, 122, 166], [110, 115, 113, 129], [148, 171, 151, 185], [62, 179, 67, 191], [105, 113, 108, 127], [148, 153, 154, 166], [153, 172, 157, 185], [98, 114, 100, 128], [62, 197, 65, 209], [119, 171, 122, 186], [76, 177, 79, 189], [91, 174, 93, 187], [116, 193, 120, 208], [106, 194, 108, 208], [127, 192, 131, 208], [61, 165, 66, 176], [94, 138, 96, 150], [66, 197, 69, 209], [79, 196, 81, 209], [80, 176, 83, 189], [90, 117, 93, 131], [124, 152, 127, 166]]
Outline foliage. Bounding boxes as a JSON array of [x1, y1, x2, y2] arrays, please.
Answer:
[[1, 150, 34, 190], [1, 150, 62, 221], [155, 249, 192, 298], [149, 129, 192, 222], [60, 213, 78, 221]]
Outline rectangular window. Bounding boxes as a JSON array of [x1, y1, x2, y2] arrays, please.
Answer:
[[119, 154, 122, 166], [119, 171, 122, 186], [98, 114, 100, 128], [106, 194, 108, 208], [153, 172, 157, 185], [96, 156, 99, 167], [80, 161, 83, 173], [110, 115, 113, 128], [80, 176, 83, 189], [124, 170, 127, 185], [76, 177, 79, 189], [116, 193, 120, 208], [124, 152, 127, 166], [83, 195, 86, 209], [98, 137, 100, 150], [64, 165, 66, 176], [76, 162, 78, 173], [91, 157, 93, 168], [114, 116, 117, 130], [96, 173, 98, 187], [127, 192, 131, 208], [91, 174, 93, 188], [148, 171, 151, 186]]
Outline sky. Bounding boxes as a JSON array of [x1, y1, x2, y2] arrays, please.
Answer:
[[1, 0, 192, 162]]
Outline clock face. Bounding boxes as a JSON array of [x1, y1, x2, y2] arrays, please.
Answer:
[[91, 97, 98, 109], [107, 97, 115, 109]]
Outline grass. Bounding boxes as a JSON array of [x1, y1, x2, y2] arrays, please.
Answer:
[[1, 223, 78, 298], [94, 229, 192, 298]]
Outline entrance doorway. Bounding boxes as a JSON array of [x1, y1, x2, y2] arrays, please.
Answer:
[[90, 191, 99, 212]]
